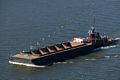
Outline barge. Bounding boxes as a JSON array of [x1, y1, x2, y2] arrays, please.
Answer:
[[9, 27, 117, 66]]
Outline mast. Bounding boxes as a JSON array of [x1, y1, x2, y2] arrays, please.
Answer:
[[93, 15, 95, 28]]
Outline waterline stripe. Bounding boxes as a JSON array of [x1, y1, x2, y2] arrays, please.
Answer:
[[9, 61, 46, 68]]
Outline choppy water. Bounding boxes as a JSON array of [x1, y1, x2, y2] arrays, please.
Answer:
[[0, 0, 120, 80]]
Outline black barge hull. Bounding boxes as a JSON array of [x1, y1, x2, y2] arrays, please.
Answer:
[[32, 43, 94, 65], [9, 40, 116, 66]]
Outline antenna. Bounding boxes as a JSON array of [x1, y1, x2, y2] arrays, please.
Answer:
[[93, 15, 95, 27]]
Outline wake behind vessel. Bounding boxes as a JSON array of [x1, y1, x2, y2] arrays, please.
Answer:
[[9, 27, 117, 67]]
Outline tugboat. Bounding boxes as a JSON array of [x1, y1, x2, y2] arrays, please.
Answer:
[[9, 27, 117, 66]]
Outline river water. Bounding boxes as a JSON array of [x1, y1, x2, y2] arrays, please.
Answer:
[[0, 0, 120, 80]]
